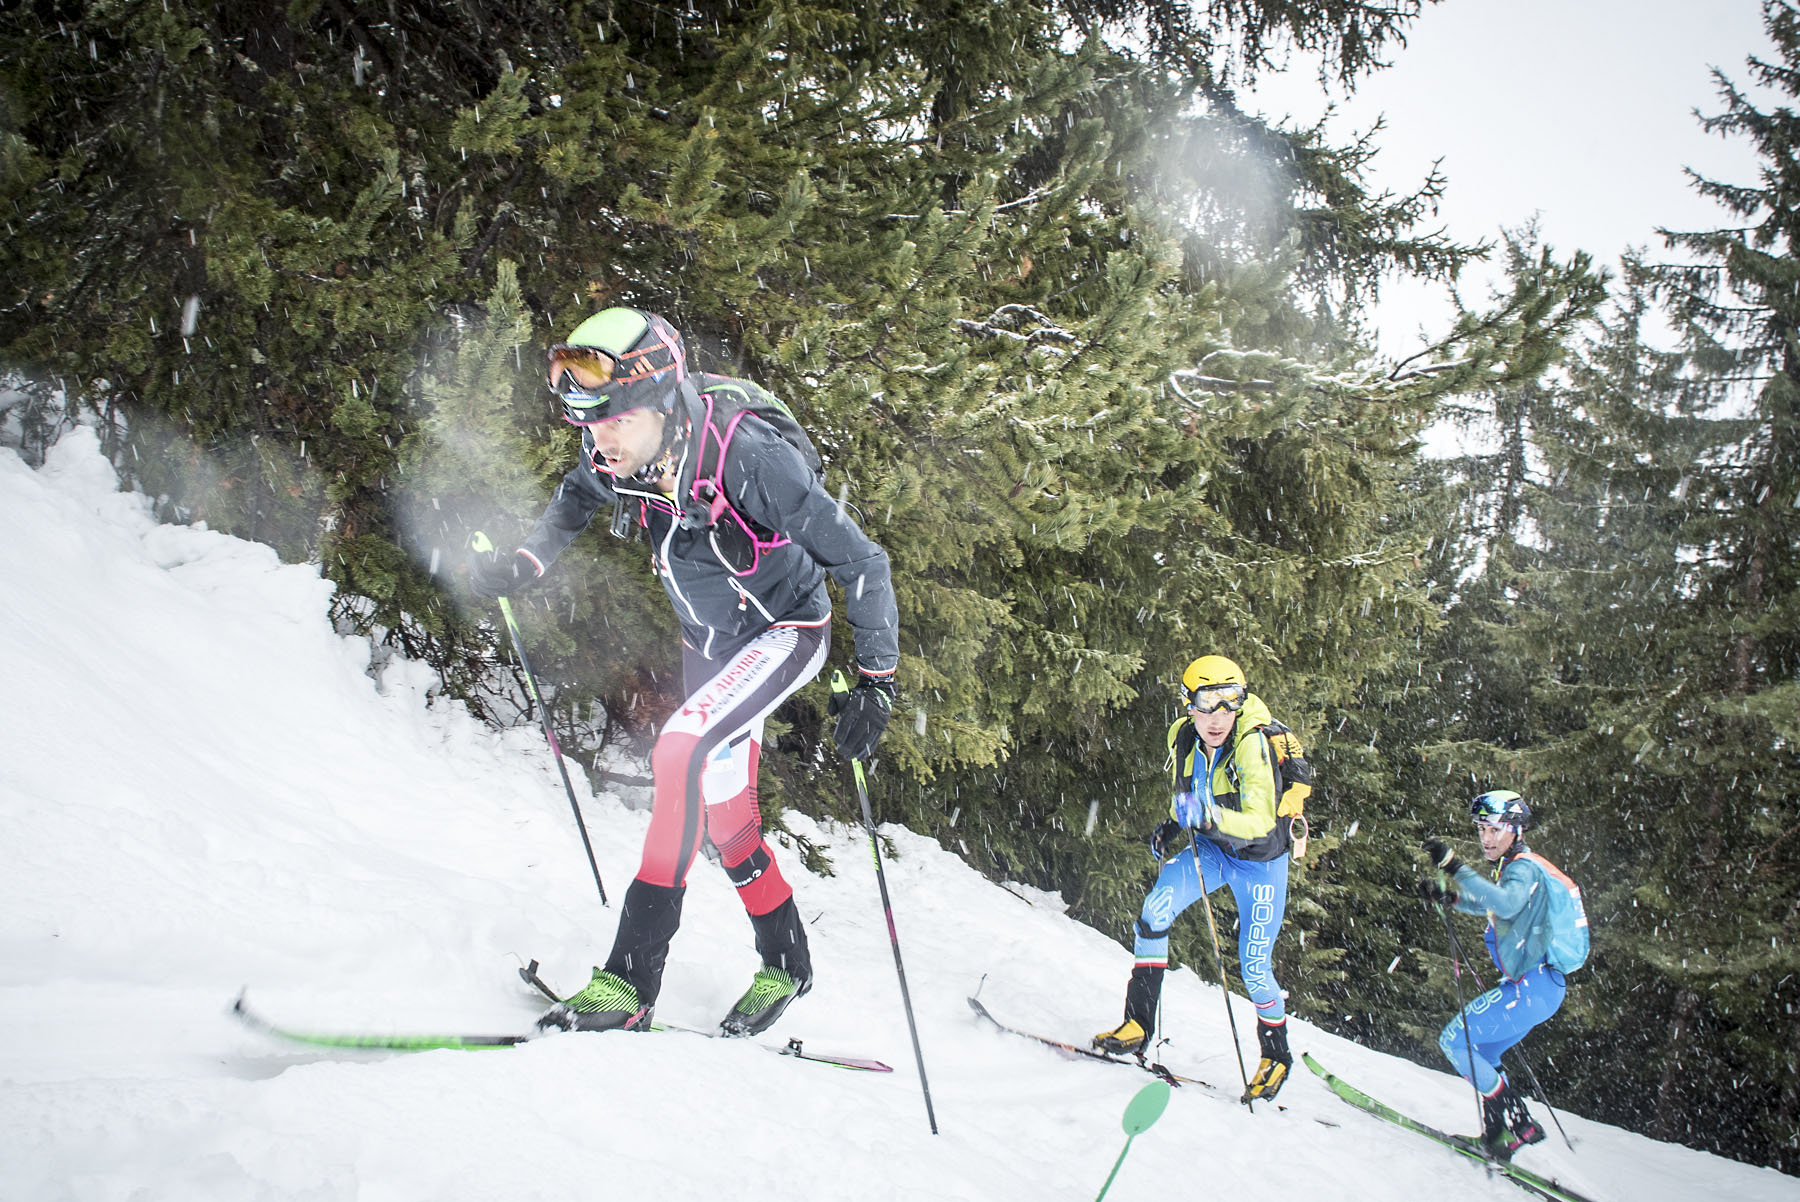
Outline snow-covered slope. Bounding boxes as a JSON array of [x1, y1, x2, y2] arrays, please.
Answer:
[[3, 429, 1794, 1202]]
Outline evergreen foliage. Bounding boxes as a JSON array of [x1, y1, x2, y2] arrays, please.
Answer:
[[1062, 0, 1435, 90], [10, 0, 1793, 1173], [1543, 5, 1799, 1162], [1345, 4, 1800, 1170]]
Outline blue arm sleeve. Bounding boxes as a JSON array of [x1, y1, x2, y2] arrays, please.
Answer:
[[1450, 859, 1535, 922]]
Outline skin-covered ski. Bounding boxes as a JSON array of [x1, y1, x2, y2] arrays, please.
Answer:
[[516, 961, 893, 1072], [232, 993, 527, 1050], [234, 988, 890, 1072], [1302, 1053, 1600, 1202], [965, 993, 1218, 1092]]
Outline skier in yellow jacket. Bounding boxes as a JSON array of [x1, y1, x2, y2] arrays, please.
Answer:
[[1094, 655, 1313, 1101]]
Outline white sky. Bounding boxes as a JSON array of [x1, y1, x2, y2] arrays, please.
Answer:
[[1243, 0, 1778, 356]]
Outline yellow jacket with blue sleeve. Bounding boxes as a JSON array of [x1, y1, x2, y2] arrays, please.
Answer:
[[1164, 694, 1313, 863]]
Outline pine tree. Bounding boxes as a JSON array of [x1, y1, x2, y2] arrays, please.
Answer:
[[2, 1, 1615, 1095], [1473, 8, 1800, 1164], [1563, 5, 1800, 1162], [1367, 5, 1800, 1163]]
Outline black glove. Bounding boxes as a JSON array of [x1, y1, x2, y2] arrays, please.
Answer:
[[1149, 818, 1181, 861], [1421, 838, 1462, 875], [470, 548, 539, 599], [828, 672, 896, 761], [1417, 878, 1459, 906]]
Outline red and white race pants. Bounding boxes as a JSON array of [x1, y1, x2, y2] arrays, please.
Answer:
[[634, 620, 828, 917]]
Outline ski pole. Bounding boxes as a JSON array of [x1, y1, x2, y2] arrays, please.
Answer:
[[831, 670, 938, 1135], [1436, 899, 1487, 1139], [1512, 1042, 1575, 1151], [1151, 843, 1168, 1054], [471, 532, 607, 906], [1190, 833, 1255, 1110], [1443, 917, 1575, 1151]]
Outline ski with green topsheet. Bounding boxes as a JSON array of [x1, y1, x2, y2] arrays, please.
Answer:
[[1302, 1053, 1600, 1202], [515, 961, 892, 1071], [232, 993, 525, 1050], [233, 986, 891, 1072]]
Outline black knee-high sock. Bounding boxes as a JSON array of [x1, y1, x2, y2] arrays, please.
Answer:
[[604, 879, 686, 1005]]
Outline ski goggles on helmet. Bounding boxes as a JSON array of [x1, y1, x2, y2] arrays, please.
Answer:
[[1185, 682, 1247, 714], [1469, 789, 1530, 830], [548, 344, 620, 395], [549, 346, 651, 427], [547, 340, 682, 426]]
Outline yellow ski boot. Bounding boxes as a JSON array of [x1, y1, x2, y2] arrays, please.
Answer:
[[1244, 1018, 1293, 1101], [1093, 1018, 1150, 1056]]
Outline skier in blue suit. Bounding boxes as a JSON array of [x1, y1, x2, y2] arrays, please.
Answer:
[[1421, 789, 1589, 1160]]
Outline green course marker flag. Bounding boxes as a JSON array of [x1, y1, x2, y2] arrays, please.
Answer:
[[1095, 1078, 1171, 1200]]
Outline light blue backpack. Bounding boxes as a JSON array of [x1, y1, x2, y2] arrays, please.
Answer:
[[1521, 851, 1590, 973]]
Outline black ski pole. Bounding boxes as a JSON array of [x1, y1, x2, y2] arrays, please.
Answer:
[[1512, 1038, 1575, 1151], [1436, 899, 1487, 1140], [1442, 917, 1575, 1152], [1190, 832, 1255, 1110], [832, 671, 938, 1135], [471, 532, 607, 906], [1150, 843, 1169, 1057]]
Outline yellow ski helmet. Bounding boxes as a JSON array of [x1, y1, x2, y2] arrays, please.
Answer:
[[1182, 655, 1246, 692]]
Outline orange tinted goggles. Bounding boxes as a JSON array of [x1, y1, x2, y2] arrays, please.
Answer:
[[547, 345, 619, 396]]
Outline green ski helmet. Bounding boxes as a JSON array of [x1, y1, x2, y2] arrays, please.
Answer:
[[1469, 789, 1531, 833], [546, 307, 686, 425]]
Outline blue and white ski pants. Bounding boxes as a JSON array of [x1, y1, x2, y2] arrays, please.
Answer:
[[1437, 963, 1566, 1095], [1133, 838, 1289, 1024]]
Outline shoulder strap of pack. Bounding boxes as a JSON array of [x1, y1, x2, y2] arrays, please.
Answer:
[[1166, 717, 1196, 782], [690, 389, 739, 525], [1519, 850, 1580, 893]]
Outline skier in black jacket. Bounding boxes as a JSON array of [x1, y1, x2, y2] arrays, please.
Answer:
[[472, 307, 899, 1037]]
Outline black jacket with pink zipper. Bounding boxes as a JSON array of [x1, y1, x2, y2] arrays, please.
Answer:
[[519, 374, 899, 675]]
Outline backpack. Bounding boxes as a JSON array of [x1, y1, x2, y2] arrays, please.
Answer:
[[685, 375, 822, 575], [1167, 716, 1315, 856], [1519, 851, 1590, 974], [689, 374, 822, 503], [606, 375, 823, 575]]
